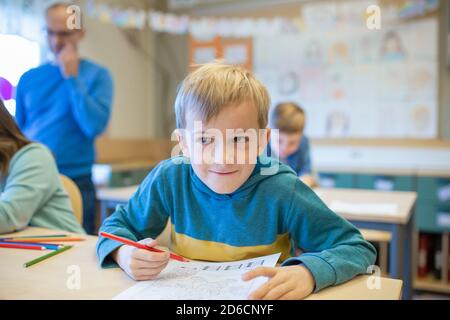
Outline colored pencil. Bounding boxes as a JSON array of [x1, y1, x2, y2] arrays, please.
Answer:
[[3, 237, 84, 243], [0, 241, 62, 250], [0, 234, 68, 240], [23, 245, 73, 268], [100, 231, 189, 262], [0, 243, 46, 250]]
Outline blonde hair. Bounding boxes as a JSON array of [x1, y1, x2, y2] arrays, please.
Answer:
[[269, 102, 305, 134], [174, 61, 271, 129]]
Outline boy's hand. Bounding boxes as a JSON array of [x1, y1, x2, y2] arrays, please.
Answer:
[[242, 265, 315, 300], [111, 238, 170, 281]]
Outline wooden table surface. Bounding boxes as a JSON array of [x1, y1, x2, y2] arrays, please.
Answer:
[[0, 227, 402, 300], [314, 188, 417, 224], [97, 185, 139, 203]]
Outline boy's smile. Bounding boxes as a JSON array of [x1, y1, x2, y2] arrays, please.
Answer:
[[179, 102, 270, 194], [208, 169, 239, 176]]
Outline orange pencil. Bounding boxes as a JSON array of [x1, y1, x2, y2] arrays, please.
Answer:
[[3, 237, 85, 243]]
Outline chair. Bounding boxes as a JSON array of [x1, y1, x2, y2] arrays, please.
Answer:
[[60, 175, 83, 225], [360, 229, 392, 275]]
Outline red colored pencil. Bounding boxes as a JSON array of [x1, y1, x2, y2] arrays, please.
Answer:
[[100, 231, 189, 262], [0, 243, 46, 250]]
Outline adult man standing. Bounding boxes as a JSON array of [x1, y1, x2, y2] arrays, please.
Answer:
[[16, 3, 114, 234]]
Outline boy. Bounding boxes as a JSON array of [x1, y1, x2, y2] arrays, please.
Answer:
[[268, 102, 316, 187], [97, 62, 376, 300]]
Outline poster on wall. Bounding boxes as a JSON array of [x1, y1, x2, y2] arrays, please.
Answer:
[[254, 3, 438, 139]]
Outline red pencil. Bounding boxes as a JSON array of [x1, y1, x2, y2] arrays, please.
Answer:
[[0, 243, 46, 250], [100, 231, 189, 262]]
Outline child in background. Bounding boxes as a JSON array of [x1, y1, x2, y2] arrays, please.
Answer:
[[0, 99, 84, 234], [268, 102, 316, 187], [97, 62, 375, 300]]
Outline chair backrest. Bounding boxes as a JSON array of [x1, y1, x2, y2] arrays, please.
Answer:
[[60, 175, 83, 224]]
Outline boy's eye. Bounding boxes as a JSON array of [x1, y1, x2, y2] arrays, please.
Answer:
[[234, 136, 248, 144], [199, 137, 214, 145]]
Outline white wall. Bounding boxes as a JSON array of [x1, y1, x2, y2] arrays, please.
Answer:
[[79, 14, 188, 139], [79, 15, 159, 138]]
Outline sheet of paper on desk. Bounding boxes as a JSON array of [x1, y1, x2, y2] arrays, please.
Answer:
[[329, 201, 399, 215], [114, 253, 281, 300]]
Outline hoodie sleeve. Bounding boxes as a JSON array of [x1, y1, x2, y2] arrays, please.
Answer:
[[96, 163, 170, 268], [281, 181, 377, 292]]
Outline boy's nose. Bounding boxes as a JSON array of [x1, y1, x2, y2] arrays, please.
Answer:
[[213, 142, 234, 165]]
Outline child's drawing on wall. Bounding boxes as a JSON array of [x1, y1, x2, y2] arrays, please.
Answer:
[[326, 110, 350, 137], [380, 30, 407, 61], [328, 41, 350, 64]]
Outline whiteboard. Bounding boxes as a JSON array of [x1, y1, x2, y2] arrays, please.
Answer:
[[254, 17, 438, 139]]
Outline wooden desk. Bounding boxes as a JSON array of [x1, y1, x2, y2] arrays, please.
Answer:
[[315, 188, 417, 300], [0, 227, 402, 300], [97, 185, 416, 299], [314, 188, 416, 224], [97, 186, 139, 222], [305, 275, 403, 300]]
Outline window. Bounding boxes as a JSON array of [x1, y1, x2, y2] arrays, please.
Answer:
[[0, 34, 40, 116]]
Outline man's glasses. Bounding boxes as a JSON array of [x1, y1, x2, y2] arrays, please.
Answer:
[[45, 28, 79, 38]]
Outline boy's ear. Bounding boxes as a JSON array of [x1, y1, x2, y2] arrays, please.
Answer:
[[258, 128, 271, 155]]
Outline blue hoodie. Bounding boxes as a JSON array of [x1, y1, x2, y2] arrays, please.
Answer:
[[97, 156, 376, 292]]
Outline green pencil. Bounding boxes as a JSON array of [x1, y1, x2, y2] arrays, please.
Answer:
[[23, 245, 73, 268]]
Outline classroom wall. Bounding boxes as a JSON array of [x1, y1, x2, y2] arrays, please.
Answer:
[[187, 0, 450, 142], [78, 16, 156, 138], [183, 0, 450, 172], [79, 0, 450, 142], [79, 0, 450, 168], [152, 32, 189, 137], [79, 17, 188, 139]]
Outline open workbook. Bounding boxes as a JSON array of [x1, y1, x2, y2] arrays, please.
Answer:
[[114, 253, 281, 300]]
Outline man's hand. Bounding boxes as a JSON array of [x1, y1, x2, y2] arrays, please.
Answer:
[[111, 238, 170, 281], [57, 42, 79, 78], [242, 265, 315, 300]]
